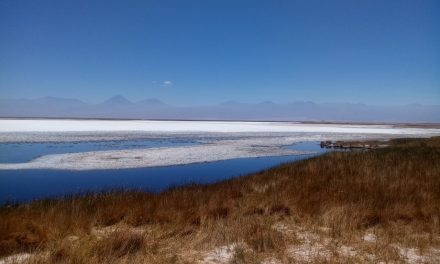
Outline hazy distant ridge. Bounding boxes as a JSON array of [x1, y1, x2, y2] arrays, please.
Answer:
[[1, 96, 439, 123]]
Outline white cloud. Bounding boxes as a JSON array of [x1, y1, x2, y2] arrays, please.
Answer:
[[161, 80, 173, 87]]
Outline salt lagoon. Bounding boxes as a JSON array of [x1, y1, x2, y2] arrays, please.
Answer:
[[1, 119, 439, 170], [1, 119, 439, 203]]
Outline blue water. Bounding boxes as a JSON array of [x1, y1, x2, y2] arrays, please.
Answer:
[[0, 139, 197, 163], [0, 141, 327, 204]]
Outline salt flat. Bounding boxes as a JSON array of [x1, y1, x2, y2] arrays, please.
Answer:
[[0, 119, 439, 170], [1, 119, 439, 134]]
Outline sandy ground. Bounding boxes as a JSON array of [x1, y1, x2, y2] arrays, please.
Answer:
[[2, 223, 438, 264]]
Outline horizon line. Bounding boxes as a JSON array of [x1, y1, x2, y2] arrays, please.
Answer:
[[1, 95, 439, 107]]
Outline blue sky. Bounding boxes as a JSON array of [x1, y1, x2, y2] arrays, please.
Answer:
[[0, 0, 439, 105]]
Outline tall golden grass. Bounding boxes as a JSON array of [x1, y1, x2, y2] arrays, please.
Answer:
[[0, 137, 439, 263]]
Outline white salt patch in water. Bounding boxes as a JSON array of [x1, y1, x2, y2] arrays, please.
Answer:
[[0, 137, 311, 170]]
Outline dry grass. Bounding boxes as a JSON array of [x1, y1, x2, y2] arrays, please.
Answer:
[[1, 137, 440, 263]]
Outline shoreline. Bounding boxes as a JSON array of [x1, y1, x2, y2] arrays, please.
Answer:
[[0, 152, 321, 206]]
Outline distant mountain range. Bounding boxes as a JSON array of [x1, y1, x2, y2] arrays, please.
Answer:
[[0, 95, 439, 123]]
